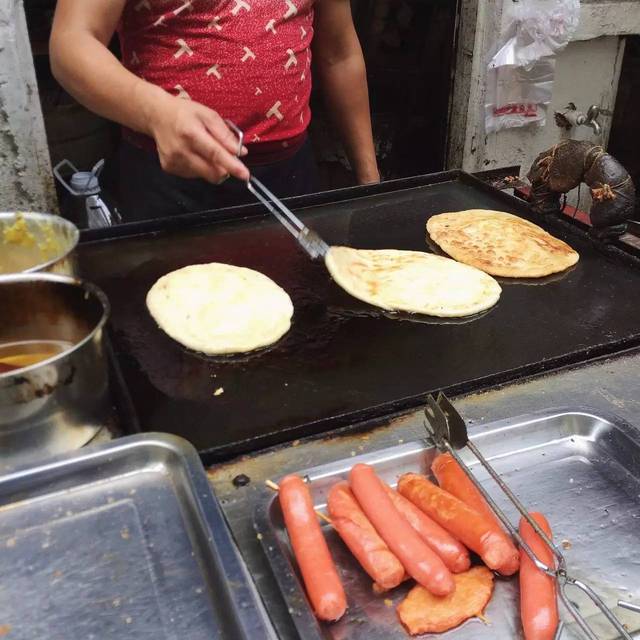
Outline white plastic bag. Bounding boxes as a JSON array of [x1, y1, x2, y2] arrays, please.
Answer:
[[485, 0, 580, 133]]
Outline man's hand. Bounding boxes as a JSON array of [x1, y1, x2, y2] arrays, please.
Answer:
[[149, 94, 250, 183], [50, 0, 249, 184], [356, 168, 381, 185]]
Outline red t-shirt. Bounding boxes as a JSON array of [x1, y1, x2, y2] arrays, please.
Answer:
[[119, 0, 315, 164]]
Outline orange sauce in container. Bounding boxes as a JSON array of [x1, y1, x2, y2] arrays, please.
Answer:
[[0, 340, 73, 374]]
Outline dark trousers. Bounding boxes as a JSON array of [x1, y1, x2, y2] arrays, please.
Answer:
[[104, 138, 320, 222]]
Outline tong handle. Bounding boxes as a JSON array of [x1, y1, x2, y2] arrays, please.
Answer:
[[246, 178, 301, 238], [249, 176, 305, 233], [247, 176, 328, 259], [225, 118, 304, 234], [224, 120, 329, 259], [223, 120, 328, 259], [224, 119, 245, 158]]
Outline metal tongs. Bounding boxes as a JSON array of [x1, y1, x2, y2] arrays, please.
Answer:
[[225, 120, 329, 260], [424, 392, 633, 640]]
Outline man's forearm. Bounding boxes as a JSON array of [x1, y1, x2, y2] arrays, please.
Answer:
[[50, 30, 169, 137], [316, 54, 379, 184], [49, 0, 248, 183]]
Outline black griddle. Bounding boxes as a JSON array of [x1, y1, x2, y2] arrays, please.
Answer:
[[78, 171, 640, 462]]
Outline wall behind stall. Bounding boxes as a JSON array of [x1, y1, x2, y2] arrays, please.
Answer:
[[449, 0, 640, 212], [0, 0, 57, 212], [469, 37, 625, 172]]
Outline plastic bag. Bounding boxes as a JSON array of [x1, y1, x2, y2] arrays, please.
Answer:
[[485, 0, 580, 134]]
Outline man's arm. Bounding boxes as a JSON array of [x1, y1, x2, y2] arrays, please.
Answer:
[[49, 0, 248, 182], [313, 0, 379, 184]]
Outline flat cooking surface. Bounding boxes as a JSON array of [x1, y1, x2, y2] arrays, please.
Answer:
[[78, 174, 640, 460], [254, 410, 640, 639]]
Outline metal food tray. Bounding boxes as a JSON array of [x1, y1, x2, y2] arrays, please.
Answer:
[[254, 410, 640, 640], [0, 433, 272, 640]]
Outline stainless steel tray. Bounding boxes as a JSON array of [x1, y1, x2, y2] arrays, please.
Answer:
[[0, 433, 272, 640], [254, 410, 640, 640]]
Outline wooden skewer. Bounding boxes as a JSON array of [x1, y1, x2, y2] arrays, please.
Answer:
[[315, 511, 333, 525], [266, 479, 333, 525], [265, 479, 280, 492]]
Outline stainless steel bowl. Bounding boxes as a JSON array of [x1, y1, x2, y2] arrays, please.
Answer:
[[0, 274, 112, 470], [0, 211, 79, 276]]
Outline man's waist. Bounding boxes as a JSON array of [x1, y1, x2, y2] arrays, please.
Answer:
[[122, 129, 308, 166]]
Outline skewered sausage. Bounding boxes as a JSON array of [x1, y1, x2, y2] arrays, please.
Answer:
[[279, 475, 347, 621]]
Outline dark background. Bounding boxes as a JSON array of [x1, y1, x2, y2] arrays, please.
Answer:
[[608, 34, 640, 219]]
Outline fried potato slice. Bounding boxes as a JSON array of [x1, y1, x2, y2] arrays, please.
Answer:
[[397, 566, 494, 635]]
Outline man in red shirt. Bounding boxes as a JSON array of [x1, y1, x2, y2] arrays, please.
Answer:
[[50, 0, 379, 221]]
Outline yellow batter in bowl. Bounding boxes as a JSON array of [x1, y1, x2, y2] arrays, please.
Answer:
[[0, 212, 74, 274]]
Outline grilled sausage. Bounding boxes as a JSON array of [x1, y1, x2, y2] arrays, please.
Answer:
[[432, 453, 519, 575], [349, 464, 455, 596], [397, 473, 519, 576], [381, 481, 470, 573], [279, 475, 347, 621]]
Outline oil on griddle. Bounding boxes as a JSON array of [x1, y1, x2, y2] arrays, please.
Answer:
[[78, 177, 640, 461]]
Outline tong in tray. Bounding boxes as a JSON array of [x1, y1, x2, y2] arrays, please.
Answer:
[[424, 392, 633, 640], [225, 120, 329, 260]]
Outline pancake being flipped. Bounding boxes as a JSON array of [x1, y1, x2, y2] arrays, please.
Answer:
[[146, 263, 293, 355], [426, 209, 579, 278], [325, 246, 501, 318]]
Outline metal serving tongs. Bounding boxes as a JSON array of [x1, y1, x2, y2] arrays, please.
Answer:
[[224, 120, 329, 260], [424, 392, 633, 640]]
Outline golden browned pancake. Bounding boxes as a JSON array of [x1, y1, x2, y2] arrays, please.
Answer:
[[325, 246, 501, 317], [426, 210, 579, 278]]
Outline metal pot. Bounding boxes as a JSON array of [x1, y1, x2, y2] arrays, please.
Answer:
[[0, 211, 79, 276], [0, 274, 111, 470]]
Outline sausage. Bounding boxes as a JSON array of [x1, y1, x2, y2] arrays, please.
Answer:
[[432, 453, 502, 526], [519, 513, 559, 640], [397, 473, 519, 576], [349, 464, 455, 596], [279, 475, 347, 621], [432, 453, 519, 575], [381, 481, 470, 573], [327, 482, 405, 590]]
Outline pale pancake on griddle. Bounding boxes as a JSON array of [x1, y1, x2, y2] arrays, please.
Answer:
[[325, 246, 501, 318], [426, 209, 579, 278], [146, 263, 293, 355]]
